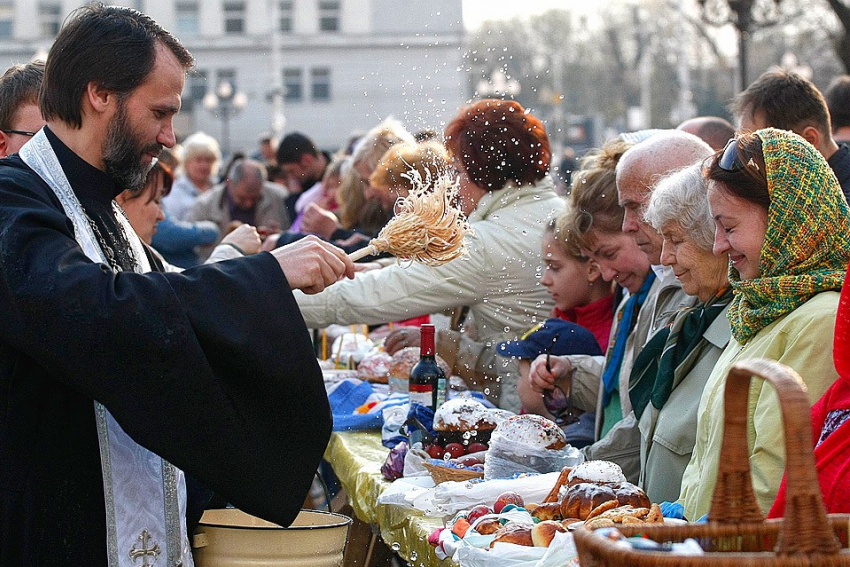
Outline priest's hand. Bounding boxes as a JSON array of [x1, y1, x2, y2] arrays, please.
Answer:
[[271, 235, 355, 293], [528, 354, 573, 394]]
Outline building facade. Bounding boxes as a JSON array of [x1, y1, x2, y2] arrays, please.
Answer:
[[0, 0, 467, 154]]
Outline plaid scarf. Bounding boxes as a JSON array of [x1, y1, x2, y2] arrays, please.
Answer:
[[727, 128, 850, 343]]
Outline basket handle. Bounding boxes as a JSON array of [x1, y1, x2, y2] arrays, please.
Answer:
[[709, 359, 839, 555]]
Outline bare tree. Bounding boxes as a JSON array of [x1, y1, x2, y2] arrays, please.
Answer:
[[825, 0, 850, 71]]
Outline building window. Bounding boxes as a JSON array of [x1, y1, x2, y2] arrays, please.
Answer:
[[279, 1, 293, 32], [39, 2, 61, 37], [0, 4, 13, 39], [175, 2, 199, 37], [318, 0, 340, 32], [311, 68, 331, 102], [182, 69, 208, 112], [223, 1, 245, 34], [283, 68, 302, 103]]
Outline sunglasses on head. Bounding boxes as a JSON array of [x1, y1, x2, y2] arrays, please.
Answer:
[[719, 137, 760, 174]]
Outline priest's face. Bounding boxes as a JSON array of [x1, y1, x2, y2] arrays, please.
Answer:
[[103, 42, 184, 193]]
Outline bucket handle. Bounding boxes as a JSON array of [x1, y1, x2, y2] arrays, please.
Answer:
[[192, 532, 209, 549]]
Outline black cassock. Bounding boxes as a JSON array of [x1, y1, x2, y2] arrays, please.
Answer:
[[0, 129, 332, 566]]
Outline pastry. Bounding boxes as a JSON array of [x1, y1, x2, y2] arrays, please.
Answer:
[[490, 414, 567, 451], [560, 483, 618, 520], [473, 518, 501, 535], [567, 460, 626, 486], [530, 502, 562, 521], [531, 520, 566, 547], [489, 523, 533, 547], [388, 346, 451, 379], [357, 351, 392, 383], [609, 481, 651, 510], [433, 398, 497, 431]]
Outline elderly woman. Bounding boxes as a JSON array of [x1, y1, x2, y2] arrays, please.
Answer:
[[295, 99, 562, 410], [631, 163, 731, 503], [678, 128, 850, 520], [162, 131, 221, 221]]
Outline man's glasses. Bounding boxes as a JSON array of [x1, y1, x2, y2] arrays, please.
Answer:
[[2, 129, 37, 137], [541, 353, 581, 426]]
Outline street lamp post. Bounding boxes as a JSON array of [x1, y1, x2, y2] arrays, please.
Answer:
[[203, 80, 248, 157]]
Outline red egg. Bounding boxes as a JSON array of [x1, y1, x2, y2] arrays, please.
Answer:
[[466, 504, 492, 523], [493, 491, 524, 513], [444, 442, 466, 459], [467, 442, 489, 453], [426, 444, 444, 459]]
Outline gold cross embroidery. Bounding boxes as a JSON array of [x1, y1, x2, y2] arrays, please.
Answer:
[[129, 529, 161, 565]]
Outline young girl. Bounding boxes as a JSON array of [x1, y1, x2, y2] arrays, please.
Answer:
[[508, 214, 615, 446]]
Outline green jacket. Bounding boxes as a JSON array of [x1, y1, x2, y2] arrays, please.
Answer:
[[678, 292, 840, 520]]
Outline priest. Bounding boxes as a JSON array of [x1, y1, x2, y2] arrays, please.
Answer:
[[0, 4, 354, 566]]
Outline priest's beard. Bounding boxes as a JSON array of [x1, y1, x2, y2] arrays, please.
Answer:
[[103, 100, 162, 194]]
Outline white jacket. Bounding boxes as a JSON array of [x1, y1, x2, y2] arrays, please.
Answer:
[[295, 177, 563, 348]]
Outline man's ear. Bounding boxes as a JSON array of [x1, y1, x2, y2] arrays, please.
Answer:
[[84, 82, 115, 116], [0, 132, 10, 158], [798, 125, 822, 152]]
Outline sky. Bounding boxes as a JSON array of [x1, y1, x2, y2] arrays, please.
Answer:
[[462, 0, 578, 30]]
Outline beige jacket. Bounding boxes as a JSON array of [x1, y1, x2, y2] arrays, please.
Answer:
[[295, 178, 563, 407]]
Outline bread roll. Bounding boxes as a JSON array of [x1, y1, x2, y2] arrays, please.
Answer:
[[489, 524, 533, 547], [530, 502, 562, 521], [474, 518, 501, 535], [531, 520, 566, 547]]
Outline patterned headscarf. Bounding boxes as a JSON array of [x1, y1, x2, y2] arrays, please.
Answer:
[[727, 128, 850, 343]]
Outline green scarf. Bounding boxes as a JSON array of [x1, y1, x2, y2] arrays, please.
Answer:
[[727, 128, 850, 343], [629, 286, 733, 420]]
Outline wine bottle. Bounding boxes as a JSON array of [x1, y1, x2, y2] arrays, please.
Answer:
[[408, 324, 447, 412]]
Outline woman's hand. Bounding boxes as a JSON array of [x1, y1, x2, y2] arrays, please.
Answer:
[[385, 326, 421, 355]]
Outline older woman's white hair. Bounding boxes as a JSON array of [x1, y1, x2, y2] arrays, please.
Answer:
[[644, 162, 714, 251], [180, 131, 222, 175]]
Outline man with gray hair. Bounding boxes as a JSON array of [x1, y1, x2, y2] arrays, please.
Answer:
[[188, 157, 290, 257], [574, 131, 712, 481], [0, 60, 46, 157]]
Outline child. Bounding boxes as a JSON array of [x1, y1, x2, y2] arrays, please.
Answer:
[[500, 216, 615, 447]]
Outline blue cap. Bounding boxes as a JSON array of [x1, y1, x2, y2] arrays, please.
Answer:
[[497, 319, 602, 359]]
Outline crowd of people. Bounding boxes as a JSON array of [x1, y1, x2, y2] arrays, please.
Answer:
[[3, 3, 850, 565]]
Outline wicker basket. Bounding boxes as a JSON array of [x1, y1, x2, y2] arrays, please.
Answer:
[[574, 358, 850, 567], [423, 462, 484, 484]]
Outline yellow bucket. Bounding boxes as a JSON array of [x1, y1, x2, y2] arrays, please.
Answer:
[[192, 508, 352, 567]]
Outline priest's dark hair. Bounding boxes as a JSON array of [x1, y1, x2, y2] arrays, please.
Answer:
[[39, 3, 194, 129]]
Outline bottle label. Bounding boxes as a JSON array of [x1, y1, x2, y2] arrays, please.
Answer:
[[409, 382, 434, 407]]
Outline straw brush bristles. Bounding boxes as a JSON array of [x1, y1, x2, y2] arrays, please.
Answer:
[[349, 169, 474, 265]]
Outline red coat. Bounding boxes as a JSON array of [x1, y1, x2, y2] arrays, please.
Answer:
[[768, 264, 850, 517]]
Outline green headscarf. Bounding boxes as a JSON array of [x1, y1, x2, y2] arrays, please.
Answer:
[[727, 128, 850, 343]]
